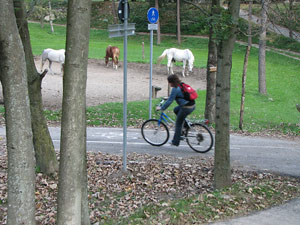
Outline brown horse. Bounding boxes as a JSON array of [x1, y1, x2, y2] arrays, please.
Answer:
[[105, 45, 120, 70]]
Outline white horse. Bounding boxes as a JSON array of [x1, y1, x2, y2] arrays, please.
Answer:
[[157, 48, 194, 77], [40, 48, 65, 74]]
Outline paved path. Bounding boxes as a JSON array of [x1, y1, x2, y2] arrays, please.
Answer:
[[2, 126, 299, 177], [209, 197, 300, 225], [239, 9, 300, 42], [0, 126, 299, 224]]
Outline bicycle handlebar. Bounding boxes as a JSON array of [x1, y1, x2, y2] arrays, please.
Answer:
[[158, 97, 169, 107]]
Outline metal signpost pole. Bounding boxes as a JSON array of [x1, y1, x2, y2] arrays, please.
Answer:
[[149, 29, 153, 119], [123, 0, 128, 172], [147, 8, 159, 120], [108, 1, 135, 172]]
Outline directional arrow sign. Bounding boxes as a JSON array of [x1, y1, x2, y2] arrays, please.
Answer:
[[108, 23, 135, 38]]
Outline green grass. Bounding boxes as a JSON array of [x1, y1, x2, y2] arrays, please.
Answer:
[[9, 23, 300, 135], [108, 178, 300, 224]]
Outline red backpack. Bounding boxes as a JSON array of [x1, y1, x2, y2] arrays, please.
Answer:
[[179, 82, 198, 101]]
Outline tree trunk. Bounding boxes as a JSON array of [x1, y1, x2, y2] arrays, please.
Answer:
[[177, 0, 181, 45], [112, 0, 118, 24], [14, 0, 58, 175], [0, 1, 36, 224], [205, 0, 219, 124], [289, 0, 294, 39], [258, 0, 268, 95], [57, 0, 91, 224], [214, 0, 241, 190], [48, 0, 54, 33], [155, 0, 161, 45], [239, 1, 252, 131]]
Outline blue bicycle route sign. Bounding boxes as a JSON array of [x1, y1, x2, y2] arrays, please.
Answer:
[[147, 7, 159, 24]]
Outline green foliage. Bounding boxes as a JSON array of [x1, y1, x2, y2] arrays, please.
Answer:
[[130, 3, 150, 32], [27, 0, 67, 24], [209, 8, 236, 42], [267, 34, 300, 52], [27, 1, 300, 52]]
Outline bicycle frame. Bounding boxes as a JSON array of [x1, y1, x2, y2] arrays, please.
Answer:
[[157, 112, 175, 127], [156, 97, 209, 129]]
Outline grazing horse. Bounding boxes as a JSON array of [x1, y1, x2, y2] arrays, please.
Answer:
[[105, 45, 120, 70], [157, 48, 194, 77], [40, 48, 65, 74]]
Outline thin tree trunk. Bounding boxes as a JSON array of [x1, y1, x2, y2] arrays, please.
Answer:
[[14, 0, 58, 175], [258, 0, 268, 94], [239, 46, 251, 130], [289, 0, 294, 39], [155, 0, 161, 45], [214, 0, 241, 190], [177, 0, 181, 45], [57, 0, 91, 224], [0, 1, 36, 223], [239, 1, 252, 130], [205, 0, 219, 124], [112, 0, 118, 24], [48, 0, 54, 33]]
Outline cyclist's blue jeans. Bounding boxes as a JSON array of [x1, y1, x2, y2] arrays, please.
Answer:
[[172, 105, 195, 146]]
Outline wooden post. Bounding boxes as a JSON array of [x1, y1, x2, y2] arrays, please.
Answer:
[[152, 86, 161, 98], [142, 42, 145, 60], [167, 82, 171, 96]]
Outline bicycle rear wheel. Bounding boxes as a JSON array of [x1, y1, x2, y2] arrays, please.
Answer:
[[186, 123, 214, 153], [141, 119, 169, 146]]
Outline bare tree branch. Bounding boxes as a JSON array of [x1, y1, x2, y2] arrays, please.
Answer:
[[182, 0, 209, 16]]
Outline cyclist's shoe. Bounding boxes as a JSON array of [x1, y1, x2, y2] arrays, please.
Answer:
[[168, 140, 179, 147]]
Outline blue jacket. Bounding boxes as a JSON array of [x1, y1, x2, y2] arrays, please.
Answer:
[[161, 86, 190, 111]]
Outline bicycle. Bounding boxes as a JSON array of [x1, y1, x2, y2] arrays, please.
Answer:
[[141, 97, 214, 153]]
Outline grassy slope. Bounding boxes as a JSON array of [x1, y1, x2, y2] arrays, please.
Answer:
[[29, 23, 300, 135]]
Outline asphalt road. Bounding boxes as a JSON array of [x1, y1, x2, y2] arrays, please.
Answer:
[[2, 126, 298, 177], [0, 127, 299, 224]]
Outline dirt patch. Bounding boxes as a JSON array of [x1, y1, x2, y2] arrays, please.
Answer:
[[0, 57, 207, 110]]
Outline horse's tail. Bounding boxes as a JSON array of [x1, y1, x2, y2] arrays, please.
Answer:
[[157, 49, 168, 64], [41, 49, 49, 71]]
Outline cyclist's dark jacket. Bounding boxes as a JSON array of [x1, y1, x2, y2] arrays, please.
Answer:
[[161, 86, 195, 111]]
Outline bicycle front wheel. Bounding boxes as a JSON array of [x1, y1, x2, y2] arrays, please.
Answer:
[[141, 119, 169, 146], [186, 123, 214, 153]]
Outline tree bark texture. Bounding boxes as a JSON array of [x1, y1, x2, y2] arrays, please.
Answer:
[[205, 0, 219, 124], [0, 1, 36, 224], [239, 1, 252, 130], [239, 45, 251, 130], [14, 0, 58, 175], [57, 0, 91, 224], [289, 0, 294, 39], [155, 0, 161, 45], [48, 0, 54, 33], [214, 0, 240, 190], [111, 0, 118, 24], [177, 0, 181, 44], [258, 0, 268, 94]]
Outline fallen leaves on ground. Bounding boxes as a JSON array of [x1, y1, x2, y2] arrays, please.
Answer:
[[0, 152, 299, 224]]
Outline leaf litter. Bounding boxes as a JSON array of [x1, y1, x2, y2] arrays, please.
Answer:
[[0, 151, 299, 224]]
